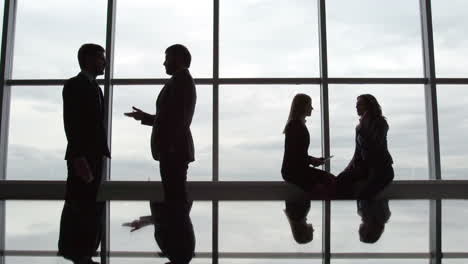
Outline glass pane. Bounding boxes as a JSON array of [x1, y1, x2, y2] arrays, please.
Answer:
[[114, 0, 212, 78], [12, 0, 107, 78], [331, 201, 429, 252], [327, 0, 423, 77], [0, 0, 4, 59], [443, 260, 468, 264], [111, 258, 207, 264], [220, 260, 322, 264], [220, 85, 321, 181], [442, 200, 468, 252], [5, 201, 63, 250], [220, 0, 319, 77], [7, 86, 67, 180], [111, 85, 212, 181], [438, 85, 468, 179], [332, 260, 427, 264], [6, 257, 71, 264], [220, 202, 322, 253], [111, 201, 211, 252], [329, 85, 428, 180], [432, 0, 468, 77]]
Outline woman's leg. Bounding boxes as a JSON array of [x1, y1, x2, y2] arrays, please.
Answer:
[[307, 167, 337, 199], [284, 198, 313, 244], [285, 199, 310, 221], [336, 168, 364, 198], [283, 173, 315, 243]]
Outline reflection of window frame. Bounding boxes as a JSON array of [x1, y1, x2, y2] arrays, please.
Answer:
[[0, 0, 466, 264]]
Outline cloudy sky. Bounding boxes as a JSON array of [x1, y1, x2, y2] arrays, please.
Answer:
[[3, 0, 468, 263]]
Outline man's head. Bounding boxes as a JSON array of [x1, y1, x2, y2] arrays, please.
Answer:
[[163, 44, 191, 75], [78, 43, 106, 77]]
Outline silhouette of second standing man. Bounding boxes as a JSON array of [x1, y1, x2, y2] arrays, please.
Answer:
[[125, 44, 196, 264]]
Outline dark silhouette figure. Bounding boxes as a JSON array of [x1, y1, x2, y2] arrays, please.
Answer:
[[281, 93, 336, 244], [124, 44, 196, 264], [358, 199, 391, 243], [58, 43, 110, 264], [336, 94, 394, 243], [123, 202, 195, 262]]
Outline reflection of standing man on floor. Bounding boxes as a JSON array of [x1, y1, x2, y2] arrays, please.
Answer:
[[59, 43, 110, 264], [125, 44, 196, 264]]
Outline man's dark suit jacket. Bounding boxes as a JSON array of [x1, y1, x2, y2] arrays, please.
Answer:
[[142, 69, 196, 162], [63, 72, 110, 160]]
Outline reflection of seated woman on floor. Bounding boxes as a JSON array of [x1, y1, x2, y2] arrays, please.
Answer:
[[336, 94, 394, 243], [357, 199, 391, 243], [281, 93, 336, 244]]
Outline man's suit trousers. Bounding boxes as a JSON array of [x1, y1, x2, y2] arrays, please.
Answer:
[[151, 152, 195, 264], [58, 156, 105, 261]]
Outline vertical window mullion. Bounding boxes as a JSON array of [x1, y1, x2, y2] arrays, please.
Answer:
[[0, 0, 17, 263], [102, 0, 117, 264], [212, 0, 220, 264], [317, 0, 330, 264], [419, 0, 442, 264]]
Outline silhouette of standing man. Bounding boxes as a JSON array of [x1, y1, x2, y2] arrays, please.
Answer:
[[59, 43, 110, 264], [125, 44, 196, 264]]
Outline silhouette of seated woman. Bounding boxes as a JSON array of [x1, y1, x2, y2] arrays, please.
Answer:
[[336, 94, 394, 243], [281, 93, 336, 244]]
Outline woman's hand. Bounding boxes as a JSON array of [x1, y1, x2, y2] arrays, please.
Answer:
[[309, 157, 325, 167]]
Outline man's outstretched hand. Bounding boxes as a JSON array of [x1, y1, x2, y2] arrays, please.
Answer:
[[122, 217, 153, 232], [124, 106, 147, 121]]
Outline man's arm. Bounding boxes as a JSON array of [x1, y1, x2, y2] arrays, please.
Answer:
[[63, 80, 94, 183], [63, 80, 87, 158], [141, 113, 156, 126], [124, 106, 155, 126], [122, 215, 154, 232], [165, 73, 196, 149]]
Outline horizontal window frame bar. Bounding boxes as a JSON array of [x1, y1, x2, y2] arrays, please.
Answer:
[[6, 78, 468, 86], [2, 250, 468, 259], [435, 78, 468, 85], [327, 78, 428, 84], [0, 180, 467, 201], [218, 78, 322, 85]]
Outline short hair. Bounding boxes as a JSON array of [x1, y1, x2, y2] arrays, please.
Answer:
[[78, 43, 105, 70], [165, 44, 191, 68]]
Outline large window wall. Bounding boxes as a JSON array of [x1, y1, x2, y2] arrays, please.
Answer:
[[0, 1, 467, 264]]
